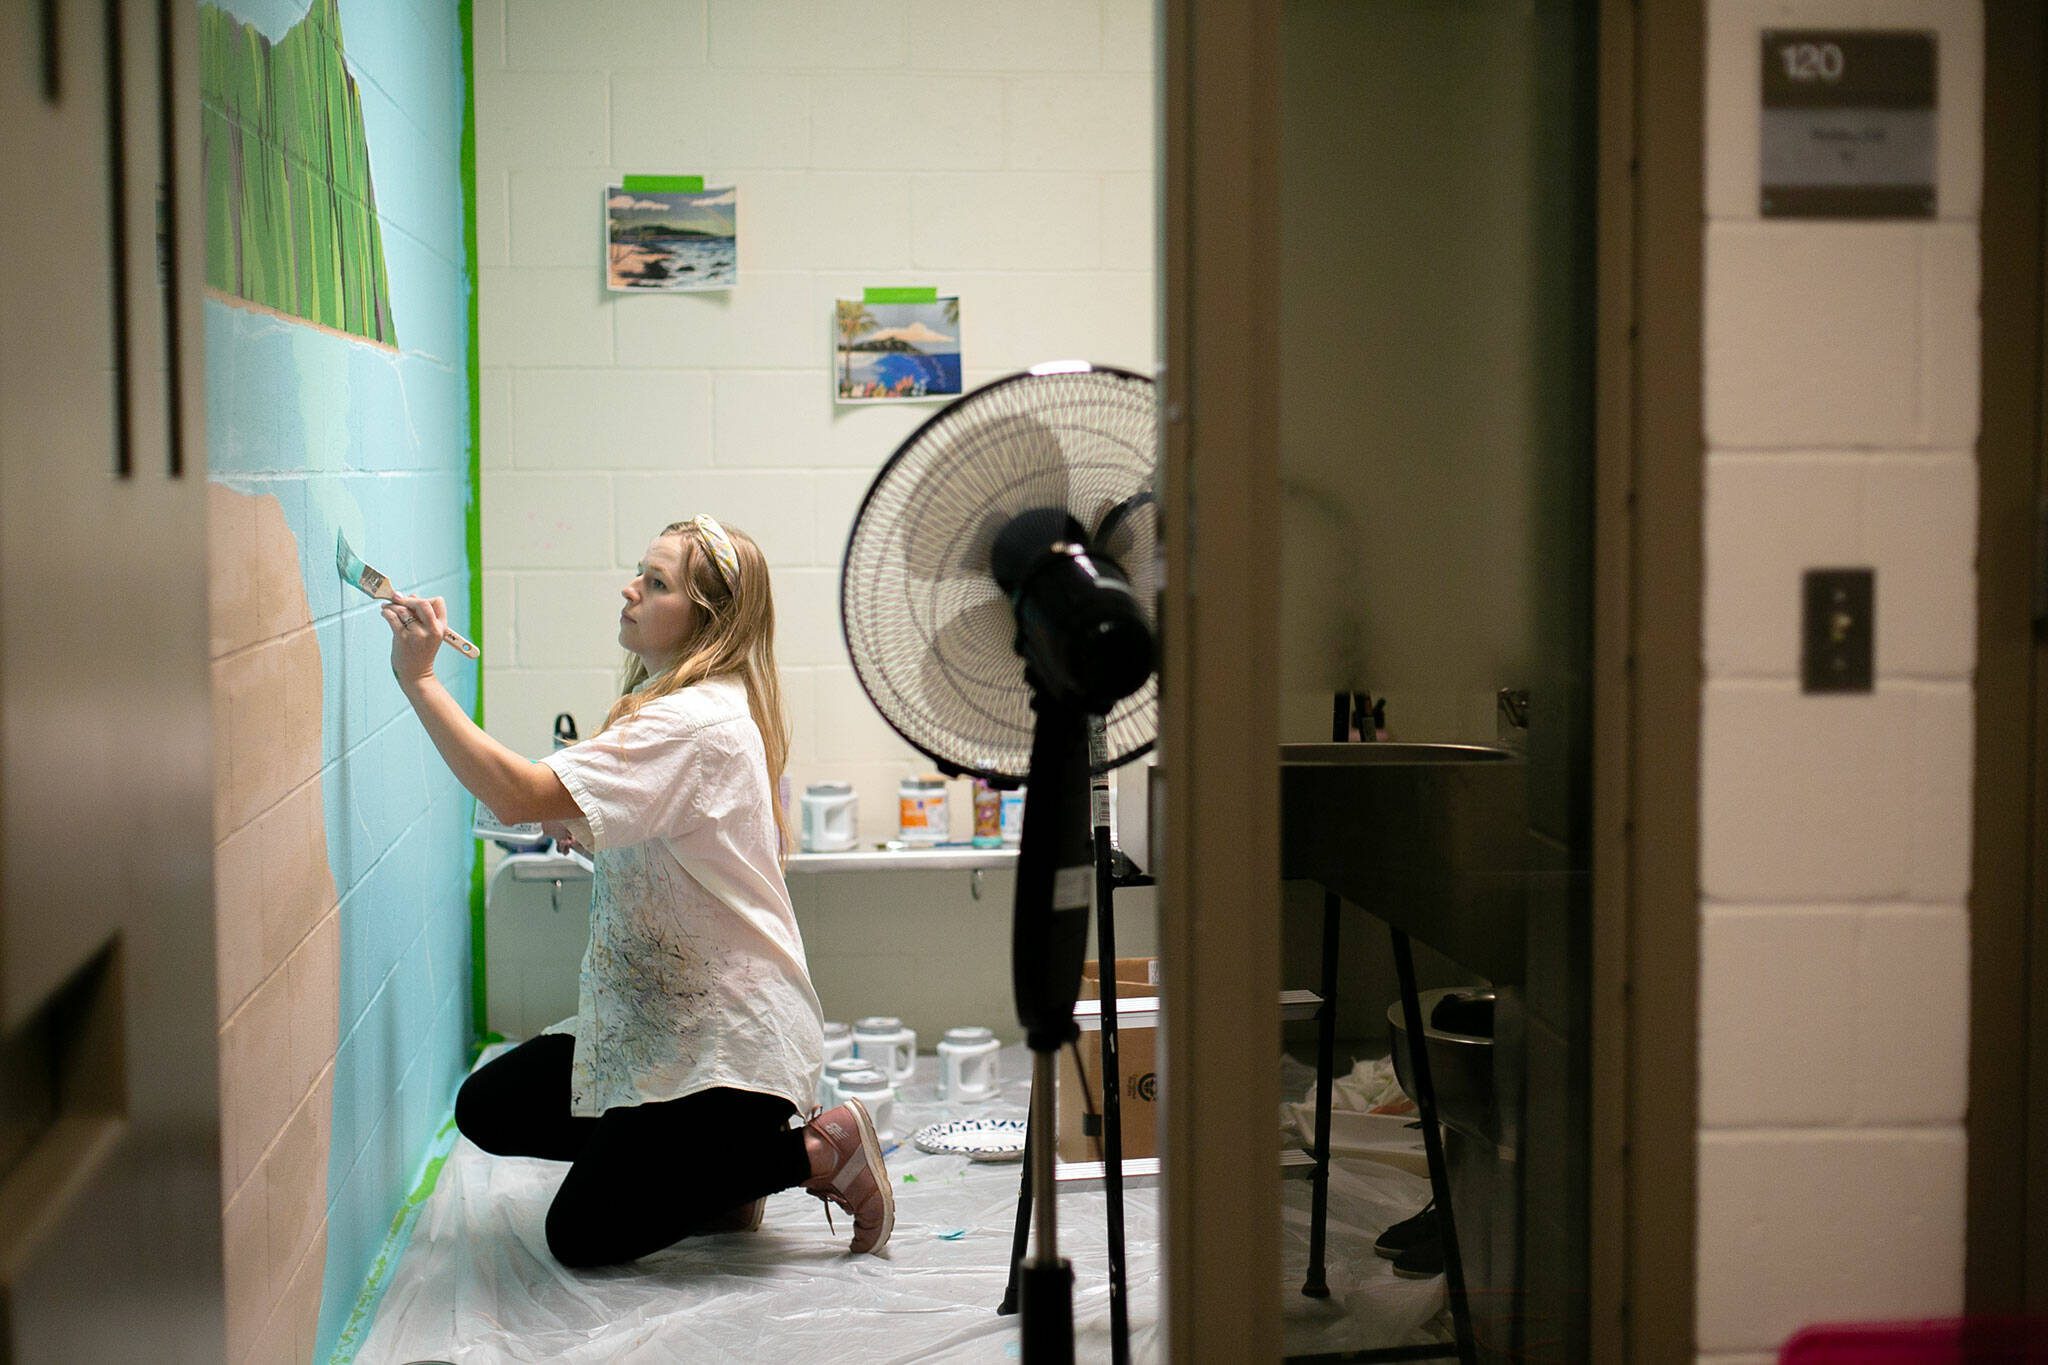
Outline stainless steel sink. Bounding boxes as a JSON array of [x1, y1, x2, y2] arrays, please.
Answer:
[[1280, 740, 1530, 982], [1281, 742, 1517, 766]]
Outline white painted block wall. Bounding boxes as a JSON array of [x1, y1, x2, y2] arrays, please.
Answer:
[[1697, 3, 1980, 1357], [471, 0, 1160, 1041]]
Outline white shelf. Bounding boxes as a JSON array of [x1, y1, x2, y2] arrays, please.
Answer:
[[1054, 1148, 1318, 1189], [785, 847, 1019, 874], [1072, 989, 1321, 1032]]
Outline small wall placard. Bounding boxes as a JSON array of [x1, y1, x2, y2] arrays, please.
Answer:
[[1760, 30, 1936, 219]]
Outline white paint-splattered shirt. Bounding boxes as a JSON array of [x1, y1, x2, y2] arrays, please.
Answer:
[[540, 676, 822, 1117]]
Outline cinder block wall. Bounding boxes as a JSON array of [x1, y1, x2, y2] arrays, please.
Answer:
[[205, 0, 476, 1357], [1695, 4, 1981, 1357], [209, 487, 338, 1364], [470, 0, 1160, 1040]]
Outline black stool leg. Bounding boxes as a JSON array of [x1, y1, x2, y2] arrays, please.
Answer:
[[1391, 929, 1476, 1365], [1303, 889, 1340, 1297]]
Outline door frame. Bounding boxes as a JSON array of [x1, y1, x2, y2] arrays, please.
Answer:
[[1967, 0, 2048, 1315], [1159, 0, 1286, 1353], [1161, 0, 1706, 1356], [1590, 0, 1706, 1357]]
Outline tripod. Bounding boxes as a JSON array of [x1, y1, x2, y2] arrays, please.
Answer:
[[1000, 719, 1149, 1365]]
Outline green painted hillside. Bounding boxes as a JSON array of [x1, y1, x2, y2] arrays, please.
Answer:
[[200, 0, 396, 345]]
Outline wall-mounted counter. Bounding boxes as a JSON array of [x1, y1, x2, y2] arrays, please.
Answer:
[[785, 847, 1019, 875]]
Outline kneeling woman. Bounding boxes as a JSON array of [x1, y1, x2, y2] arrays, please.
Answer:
[[381, 514, 891, 1265]]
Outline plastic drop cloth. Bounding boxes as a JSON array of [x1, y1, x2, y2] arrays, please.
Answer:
[[357, 1047, 1447, 1363]]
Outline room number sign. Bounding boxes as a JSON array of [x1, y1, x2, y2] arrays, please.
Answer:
[[1761, 30, 1936, 219]]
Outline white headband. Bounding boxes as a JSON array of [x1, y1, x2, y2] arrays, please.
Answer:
[[689, 514, 740, 589]]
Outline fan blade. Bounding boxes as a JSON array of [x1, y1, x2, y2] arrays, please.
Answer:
[[917, 600, 1032, 760], [1091, 487, 1156, 569], [902, 410, 1072, 588]]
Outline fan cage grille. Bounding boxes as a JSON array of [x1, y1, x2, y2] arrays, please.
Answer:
[[840, 367, 1160, 783]]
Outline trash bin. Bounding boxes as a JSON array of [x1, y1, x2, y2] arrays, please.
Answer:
[[1387, 986, 1516, 1332], [1386, 986, 1497, 1145]]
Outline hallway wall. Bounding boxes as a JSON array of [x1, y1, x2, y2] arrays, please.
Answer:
[[469, 0, 1160, 1037], [1694, 3, 1982, 1357], [202, 0, 475, 1357]]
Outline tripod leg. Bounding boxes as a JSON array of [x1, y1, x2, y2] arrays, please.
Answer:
[[1303, 889, 1340, 1297], [999, 1081, 1036, 1316], [1093, 821, 1130, 1364]]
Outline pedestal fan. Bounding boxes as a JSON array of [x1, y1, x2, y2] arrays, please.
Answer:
[[841, 361, 1158, 1364]]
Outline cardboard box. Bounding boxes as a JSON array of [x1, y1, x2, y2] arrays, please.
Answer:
[[1057, 957, 1162, 1163]]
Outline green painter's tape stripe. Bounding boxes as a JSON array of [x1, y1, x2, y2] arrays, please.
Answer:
[[622, 174, 705, 193], [329, 1115, 462, 1363], [459, 0, 489, 1049], [863, 285, 939, 304]]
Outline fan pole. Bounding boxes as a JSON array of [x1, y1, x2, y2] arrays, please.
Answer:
[[1012, 694, 1092, 1364]]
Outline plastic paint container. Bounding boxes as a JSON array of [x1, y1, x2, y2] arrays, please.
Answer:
[[820, 1055, 874, 1109], [821, 1020, 854, 1064], [972, 780, 1003, 848], [898, 775, 948, 846], [834, 1068, 897, 1142], [937, 1026, 1000, 1103], [801, 782, 858, 852], [853, 1015, 918, 1086]]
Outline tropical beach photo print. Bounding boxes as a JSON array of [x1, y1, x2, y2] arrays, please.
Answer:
[[606, 183, 738, 291], [833, 295, 963, 403]]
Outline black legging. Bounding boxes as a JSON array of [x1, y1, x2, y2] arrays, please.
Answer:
[[454, 1033, 812, 1267]]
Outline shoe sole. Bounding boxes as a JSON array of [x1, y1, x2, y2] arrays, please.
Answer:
[[1390, 1263, 1443, 1281], [842, 1097, 895, 1253]]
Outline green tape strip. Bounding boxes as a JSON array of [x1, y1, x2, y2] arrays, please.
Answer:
[[863, 285, 940, 304], [328, 1114, 463, 1363], [622, 174, 705, 193], [459, 0, 488, 1047]]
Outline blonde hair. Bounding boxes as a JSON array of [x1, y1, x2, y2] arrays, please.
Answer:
[[604, 520, 793, 854]]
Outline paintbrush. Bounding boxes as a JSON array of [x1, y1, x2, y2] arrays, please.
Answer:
[[336, 531, 481, 660]]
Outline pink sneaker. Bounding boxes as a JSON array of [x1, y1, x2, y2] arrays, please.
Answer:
[[802, 1099, 894, 1253]]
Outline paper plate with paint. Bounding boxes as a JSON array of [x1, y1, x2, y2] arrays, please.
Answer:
[[912, 1118, 1027, 1161]]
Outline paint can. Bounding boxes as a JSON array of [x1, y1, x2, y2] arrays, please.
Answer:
[[834, 1068, 896, 1142], [972, 780, 1003, 847], [937, 1026, 1000, 1103], [821, 1019, 854, 1064], [801, 782, 857, 852], [820, 1055, 874, 1109], [898, 775, 948, 845], [1000, 787, 1026, 846], [853, 1015, 918, 1086]]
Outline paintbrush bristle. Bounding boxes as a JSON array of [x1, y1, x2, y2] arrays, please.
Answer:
[[336, 532, 394, 600]]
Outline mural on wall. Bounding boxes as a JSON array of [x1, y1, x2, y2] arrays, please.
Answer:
[[200, 0, 397, 344], [202, 0, 476, 1359]]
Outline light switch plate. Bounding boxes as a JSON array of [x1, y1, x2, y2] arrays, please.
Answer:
[[1802, 568, 1874, 693]]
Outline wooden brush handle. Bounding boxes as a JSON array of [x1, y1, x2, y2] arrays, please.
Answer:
[[440, 626, 481, 660]]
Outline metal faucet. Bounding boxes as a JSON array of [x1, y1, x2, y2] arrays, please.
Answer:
[[1341, 690, 1380, 742], [1496, 688, 1529, 750]]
